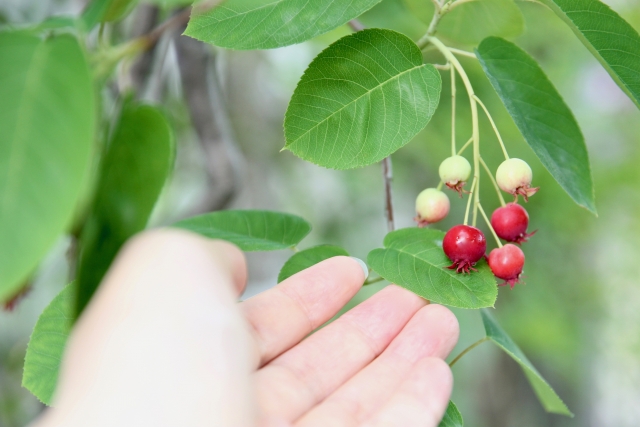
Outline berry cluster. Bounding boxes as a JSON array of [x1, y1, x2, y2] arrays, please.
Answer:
[[415, 157, 538, 288]]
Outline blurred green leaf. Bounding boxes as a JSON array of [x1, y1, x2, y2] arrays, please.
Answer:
[[175, 210, 311, 251], [481, 309, 573, 417], [82, 0, 139, 28], [540, 0, 640, 109], [23, 285, 73, 406], [0, 32, 95, 302], [358, 0, 428, 40], [367, 228, 497, 309], [278, 244, 349, 282], [404, 0, 524, 45], [145, 0, 193, 7], [476, 37, 596, 214], [438, 401, 463, 427], [184, 0, 383, 50], [284, 29, 441, 170], [75, 101, 174, 315]]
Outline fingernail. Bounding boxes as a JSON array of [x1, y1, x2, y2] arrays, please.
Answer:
[[350, 257, 369, 280]]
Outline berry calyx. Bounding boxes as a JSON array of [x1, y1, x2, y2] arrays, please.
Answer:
[[439, 155, 472, 196], [495, 158, 539, 202], [490, 203, 537, 244], [488, 244, 525, 288], [443, 225, 487, 273], [414, 188, 450, 227]]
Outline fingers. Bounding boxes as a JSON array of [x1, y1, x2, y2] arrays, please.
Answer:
[[295, 304, 459, 427], [362, 358, 453, 427], [255, 285, 427, 422], [34, 229, 255, 427], [242, 256, 366, 366]]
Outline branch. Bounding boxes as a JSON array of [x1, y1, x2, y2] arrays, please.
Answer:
[[382, 156, 395, 232]]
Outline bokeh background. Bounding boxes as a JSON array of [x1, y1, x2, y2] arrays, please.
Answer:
[[1, 0, 639, 425]]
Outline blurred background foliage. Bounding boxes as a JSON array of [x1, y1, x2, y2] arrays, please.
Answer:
[[1, 0, 639, 425]]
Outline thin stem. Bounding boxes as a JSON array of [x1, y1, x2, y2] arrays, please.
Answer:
[[382, 156, 395, 232], [451, 65, 456, 156], [348, 19, 365, 32], [480, 157, 506, 206], [457, 136, 473, 156], [473, 95, 509, 160], [448, 47, 477, 59], [433, 63, 451, 70], [437, 180, 444, 191], [363, 276, 385, 286], [463, 177, 476, 226], [449, 337, 489, 367], [478, 203, 503, 247], [416, 1, 454, 49], [426, 36, 480, 228]]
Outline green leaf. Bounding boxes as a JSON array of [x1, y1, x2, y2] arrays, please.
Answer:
[[75, 101, 174, 315], [174, 210, 311, 251], [278, 245, 349, 282], [404, 0, 524, 45], [481, 309, 573, 417], [23, 285, 73, 406], [539, 0, 640, 110], [145, 0, 193, 7], [284, 29, 441, 170], [184, 0, 383, 50], [367, 228, 497, 309], [82, 0, 139, 28], [476, 37, 596, 214], [0, 33, 95, 302], [438, 401, 463, 427]]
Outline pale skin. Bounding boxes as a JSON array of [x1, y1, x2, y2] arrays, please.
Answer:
[[32, 229, 460, 427]]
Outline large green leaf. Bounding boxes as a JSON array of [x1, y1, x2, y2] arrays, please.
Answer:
[[184, 0, 383, 50], [476, 37, 596, 214], [404, 0, 524, 45], [174, 210, 311, 251], [481, 310, 573, 416], [539, 0, 640, 110], [0, 33, 95, 302], [367, 228, 497, 309], [284, 29, 441, 170], [75, 101, 174, 315], [438, 401, 463, 427], [278, 244, 349, 282], [23, 285, 73, 406]]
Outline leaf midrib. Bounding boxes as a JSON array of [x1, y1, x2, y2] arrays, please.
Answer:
[[285, 64, 425, 147]]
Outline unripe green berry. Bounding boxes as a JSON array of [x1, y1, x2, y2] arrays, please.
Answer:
[[439, 155, 471, 186], [495, 158, 539, 201], [415, 188, 450, 227]]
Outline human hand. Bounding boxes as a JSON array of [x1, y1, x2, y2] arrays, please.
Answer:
[[32, 229, 459, 427]]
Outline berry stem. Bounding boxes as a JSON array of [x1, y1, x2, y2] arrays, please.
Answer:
[[449, 336, 490, 368], [478, 202, 503, 248], [473, 95, 509, 160], [457, 136, 473, 156], [447, 47, 477, 59], [424, 36, 481, 230], [363, 276, 385, 286], [480, 156, 506, 206], [451, 65, 457, 156], [463, 177, 476, 226]]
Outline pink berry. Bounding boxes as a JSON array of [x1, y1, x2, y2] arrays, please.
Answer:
[[495, 158, 539, 202], [490, 203, 536, 244], [443, 225, 487, 274], [414, 188, 450, 227], [488, 244, 525, 288]]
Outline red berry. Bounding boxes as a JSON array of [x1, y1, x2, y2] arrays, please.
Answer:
[[443, 225, 487, 273], [490, 203, 536, 244], [488, 244, 525, 288]]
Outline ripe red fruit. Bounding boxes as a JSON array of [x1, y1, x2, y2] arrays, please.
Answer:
[[490, 203, 536, 244], [488, 244, 525, 288], [443, 225, 487, 273]]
